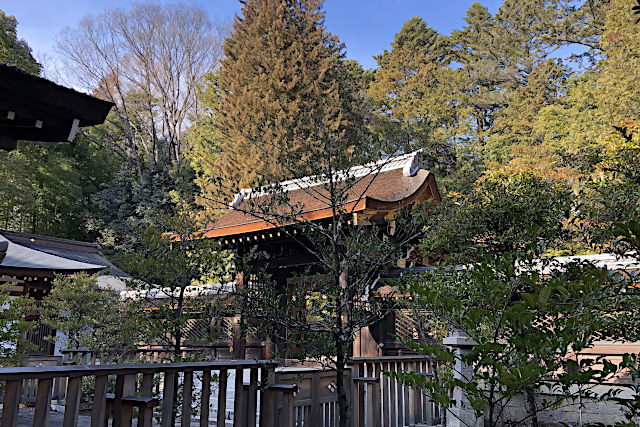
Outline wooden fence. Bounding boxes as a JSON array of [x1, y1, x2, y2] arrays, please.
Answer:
[[6, 354, 442, 427], [352, 356, 442, 427], [0, 360, 289, 427], [274, 368, 350, 426]]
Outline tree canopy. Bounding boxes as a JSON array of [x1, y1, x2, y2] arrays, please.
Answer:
[[0, 10, 40, 74]]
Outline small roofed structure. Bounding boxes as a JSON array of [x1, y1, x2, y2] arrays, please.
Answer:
[[0, 234, 104, 278], [0, 230, 127, 356], [201, 152, 441, 359], [0, 64, 114, 150]]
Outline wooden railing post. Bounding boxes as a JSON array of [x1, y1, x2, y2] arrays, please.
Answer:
[[371, 379, 382, 427], [381, 361, 390, 427], [247, 367, 259, 427], [233, 368, 245, 427], [161, 370, 177, 427], [91, 375, 108, 427], [310, 371, 320, 427], [424, 361, 434, 425], [1, 380, 21, 427], [113, 373, 136, 427], [357, 362, 365, 425], [414, 361, 423, 423], [182, 370, 194, 427], [218, 369, 228, 427], [352, 376, 361, 427], [62, 376, 82, 427], [259, 366, 275, 427], [200, 369, 211, 427], [33, 378, 53, 427], [270, 384, 297, 427], [406, 361, 415, 425], [354, 377, 380, 427]]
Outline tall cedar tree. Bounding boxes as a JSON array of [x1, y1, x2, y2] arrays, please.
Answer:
[[214, 0, 366, 193]]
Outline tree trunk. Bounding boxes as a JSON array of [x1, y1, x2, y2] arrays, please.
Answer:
[[336, 339, 349, 427]]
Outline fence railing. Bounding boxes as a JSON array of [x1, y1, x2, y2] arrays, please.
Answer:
[[274, 367, 351, 426], [351, 355, 442, 427], [0, 359, 290, 427], [9, 354, 441, 427], [60, 340, 267, 364]]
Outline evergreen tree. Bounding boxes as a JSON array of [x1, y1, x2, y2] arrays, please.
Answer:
[[374, 16, 443, 66], [212, 0, 368, 193], [485, 59, 570, 166], [368, 18, 470, 191], [86, 158, 198, 255]]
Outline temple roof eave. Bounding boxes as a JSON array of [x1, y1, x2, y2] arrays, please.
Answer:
[[203, 170, 439, 240]]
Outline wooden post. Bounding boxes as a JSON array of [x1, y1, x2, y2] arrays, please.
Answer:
[[233, 368, 245, 427], [161, 371, 177, 427], [33, 378, 53, 427], [357, 363, 365, 425], [141, 373, 154, 397], [218, 369, 228, 427], [270, 385, 297, 427], [200, 369, 211, 427], [371, 380, 382, 427], [424, 362, 434, 425], [259, 366, 275, 427], [382, 362, 390, 427], [414, 361, 423, 423], [114, 374, 136, 427], [182, 370, 194, 427], [346, 366, 354, 427], [241, 384, 251, 427], [396, 362, 404, 427], [406, 361, 415, 425], [281, 390, 294, 427], [137, 373, 155, 427], [1, 380, 21, 427], [352, 379, 360, 427], [310, 371, 320, 427], [91, 375, 108, 427], [232, 272, 247, 360], [62, 377, 82, 427], [247, 367, 259, 427]]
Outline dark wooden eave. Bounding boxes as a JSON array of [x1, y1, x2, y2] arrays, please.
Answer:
[[0, 64, 114, 150]]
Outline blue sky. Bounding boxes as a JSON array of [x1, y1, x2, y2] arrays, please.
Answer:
[[2, 0, 503, 70]]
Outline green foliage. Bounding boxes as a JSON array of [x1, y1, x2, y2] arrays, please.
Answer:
[[578, 122, 640, 250], [422, 166, 572, 261], [210, 0, 371, 195], [369, 17, 466, 189], [369, 1, 607, 193], [0, 137, 118, 240], [86, 159, 198, 255], [39, 273, 146, 362], [402, 253, 639, 426], [0, 282, 34, 366], [0, 10, 40, 74], [115, 216, 231, 360], [374, 16, 444, 66], [40, 273, 108, 349]]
